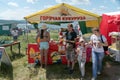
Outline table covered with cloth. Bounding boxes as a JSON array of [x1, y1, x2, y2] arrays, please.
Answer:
[[27, 41, 92, 64]]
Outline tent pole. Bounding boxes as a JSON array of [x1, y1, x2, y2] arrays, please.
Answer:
[[98, 17, 101, 27], [25, 20, 29, 43]]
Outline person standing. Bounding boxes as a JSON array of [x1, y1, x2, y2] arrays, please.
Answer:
[[74, 24, 79, 35], [11, 28, 18, 42], [59, 28, 63, 36], [90, 28, 108, 80], [36, 25, 50, 68], [65, 23, 77, 74]]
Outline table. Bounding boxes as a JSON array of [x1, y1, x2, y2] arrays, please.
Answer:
[[0, 41, 21, 54], [108, 48, 120, 62], [27, 43, 59, 64], [27, 42, 92, 64]]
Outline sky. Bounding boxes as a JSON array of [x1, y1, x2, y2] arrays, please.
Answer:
[[0, 0, 120, 20]]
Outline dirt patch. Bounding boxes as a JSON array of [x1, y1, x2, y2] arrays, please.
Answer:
[[103, 61, 120, 80]]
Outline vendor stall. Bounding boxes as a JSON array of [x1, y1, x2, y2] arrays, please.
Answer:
[[24, 3, 100, 64], [100, 12, 120, 45], [24, 3, 100, 34], [27, 42, 66, 64], [100, 12, 120, 61], [27, 41, 92, 64]]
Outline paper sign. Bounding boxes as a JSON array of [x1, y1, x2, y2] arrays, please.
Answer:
[[2, 26, 9, 30]]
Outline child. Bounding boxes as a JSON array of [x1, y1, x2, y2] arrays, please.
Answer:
[[58, 36, 66, 55], [76, 38, 87, 79]]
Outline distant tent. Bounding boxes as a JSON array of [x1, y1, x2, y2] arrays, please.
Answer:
[[0, 23, 17, 36]]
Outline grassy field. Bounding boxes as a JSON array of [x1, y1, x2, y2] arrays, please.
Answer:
[[0, 30, 120, 80]]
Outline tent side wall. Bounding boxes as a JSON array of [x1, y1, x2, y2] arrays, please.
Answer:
[[86, 20, 99, 28], [100, 14, 110, 44], [100, 14, 119, 45], [79, 21, 87, 34], [79, 20, 100, 34]]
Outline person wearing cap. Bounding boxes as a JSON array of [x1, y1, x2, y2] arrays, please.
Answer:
[[76, 37, 87, 80], [36, 24, 50, 68]]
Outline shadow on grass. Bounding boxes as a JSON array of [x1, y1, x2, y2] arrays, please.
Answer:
[[9, 51, 25, 61], [103, 55, 120, 66], [100, 55, 120, 80], [46, 57, 120, 80], [26, 64, 41, 80], [29, 65, 40, 78], [0, 62, 13, 80], [24, 56, 120, 80], [46, 62, 93, 80]]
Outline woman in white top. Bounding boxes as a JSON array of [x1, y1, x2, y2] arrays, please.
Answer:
[[90, 28, 108, 80]]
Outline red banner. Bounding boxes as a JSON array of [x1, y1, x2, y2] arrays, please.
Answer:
[[27, 43, 40, 63], [40, 16, 86, 21], [27, 42, 67, 64], [27, 42, 91, 64]]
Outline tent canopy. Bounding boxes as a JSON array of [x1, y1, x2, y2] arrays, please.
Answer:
[[24, 3, 100, 24], [100, 12, 120, 45]]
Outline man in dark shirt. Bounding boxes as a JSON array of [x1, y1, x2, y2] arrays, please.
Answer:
[[65, 23, 77, 74]]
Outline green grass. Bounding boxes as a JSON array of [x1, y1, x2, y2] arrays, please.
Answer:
[[0, 30, 120, 80]]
